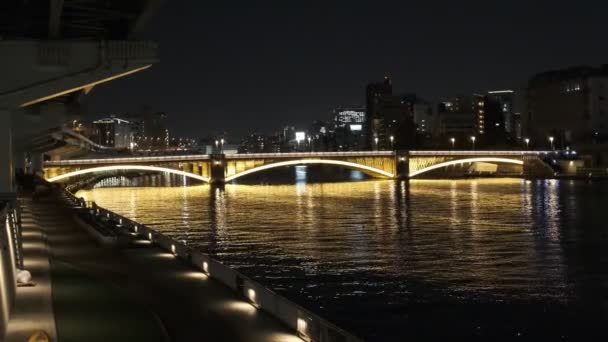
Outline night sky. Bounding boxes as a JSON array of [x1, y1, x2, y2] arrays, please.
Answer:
[[88, 1, 608, 139]]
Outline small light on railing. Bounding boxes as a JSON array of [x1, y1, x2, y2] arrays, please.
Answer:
[[297, 317, 309, 338], [96, 209, 100, 214], [134, 225, 138, 232], [119, 218, 122, 225], [247, 288, 257, 305], [148, 233, 153, 241], [171, 244, 176, 255], [203, 261, 209, 274], [106, 213, 110, 218]]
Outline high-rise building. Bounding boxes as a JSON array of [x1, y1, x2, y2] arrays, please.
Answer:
[[332, 107, 365, 150], [438, 95, 506, 146], [526, 65, 608, 147], [92, 116, 134, 149], [488, 90, 515, 136], [127, 110, 169, 150], [413, 101, 435, 136], [365, 76, 393, 149], [334, 108, 365, 130], [438, 96, 476, 138], [365, 77, 416, 149]]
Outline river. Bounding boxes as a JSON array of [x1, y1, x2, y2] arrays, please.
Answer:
[[76, 170, 608, 341]]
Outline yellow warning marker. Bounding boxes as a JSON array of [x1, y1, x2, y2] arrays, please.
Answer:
[[28, 330, 50, 342]]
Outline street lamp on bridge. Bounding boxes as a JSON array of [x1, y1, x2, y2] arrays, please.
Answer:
[[374, 137, 379, 151], [549, 136, 554, 151], [450, 137, 455, 150], [524, 138, 530, 149], [390, 135, 394, 149], [470, 136, 476, 150]]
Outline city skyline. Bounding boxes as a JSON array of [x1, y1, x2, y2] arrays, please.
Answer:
[[86, 1, 608, 137]]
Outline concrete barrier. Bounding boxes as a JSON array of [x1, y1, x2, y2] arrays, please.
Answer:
[[71, 214, 118, 247], [63, 190, 361, 342]]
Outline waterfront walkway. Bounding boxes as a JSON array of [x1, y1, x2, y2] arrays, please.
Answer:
[[7, 193, 300, 341]]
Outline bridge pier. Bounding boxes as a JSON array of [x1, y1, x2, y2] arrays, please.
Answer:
[[209, 154, 227, 184], [395, 150, 409, 179]]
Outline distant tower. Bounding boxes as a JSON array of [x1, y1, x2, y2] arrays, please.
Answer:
[[365, 76, 393, 149]]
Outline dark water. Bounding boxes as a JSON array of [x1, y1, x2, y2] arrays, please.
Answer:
[[77, 169, 608, 341]]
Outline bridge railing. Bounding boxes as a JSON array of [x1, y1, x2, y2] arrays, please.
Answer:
[[408, 150, 555, 156], [43, 154, 212, 166], [224, 151, 396, 159], [63, 190, 361, 342]]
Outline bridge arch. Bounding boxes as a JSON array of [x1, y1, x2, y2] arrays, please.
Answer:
[[225, 159, 394, 182], [46, 165, 210, 183], [408, 157, 523, 178]]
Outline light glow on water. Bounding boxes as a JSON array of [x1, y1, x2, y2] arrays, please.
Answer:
[[76, 178, 608, 340]]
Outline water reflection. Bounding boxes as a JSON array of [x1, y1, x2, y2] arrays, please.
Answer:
[[76, 177, 608, 340]]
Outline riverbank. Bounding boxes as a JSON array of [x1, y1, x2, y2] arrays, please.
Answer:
[[8, 187, 320, 341]]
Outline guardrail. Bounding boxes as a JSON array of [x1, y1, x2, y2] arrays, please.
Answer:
[[408, 150, 556, 156], [225, 151, 396, 159], [44, 154, 212, 166], [44, 150, 572, 167], [0, 199, 22, 339], [62, 190, 361, 342], [576, 167, 608, 177], [43, 151, 397, 167]]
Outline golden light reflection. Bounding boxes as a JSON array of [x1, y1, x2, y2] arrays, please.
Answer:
[[77, 178, 566, 296], [220, 300, 257, 316], [179, 271, 209, 281], [262, 332, 303, 342]]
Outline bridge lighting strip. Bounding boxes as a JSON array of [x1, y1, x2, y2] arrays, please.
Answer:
[[408, 157, 523, 178], [46, 165, 210, 183], [225, 159, 394, 182], [408, 151, 551, 156], [20, 65, 153, 107], [43, 154, 212, 166], [43, 151, 394, 166]]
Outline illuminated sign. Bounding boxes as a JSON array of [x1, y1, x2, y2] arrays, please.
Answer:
[[349, 124, 362, 131], [295, 132, 306, 142]]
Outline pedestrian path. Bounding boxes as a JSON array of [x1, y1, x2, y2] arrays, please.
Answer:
[[5, 198, 57, 342], [8, 193, 301, 342]]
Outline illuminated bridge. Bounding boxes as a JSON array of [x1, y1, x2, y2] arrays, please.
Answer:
[[43, 150, 557, 184]]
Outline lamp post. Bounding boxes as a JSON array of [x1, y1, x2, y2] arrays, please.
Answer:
[[549, 136, 554, 151], [524, 138, 530, 150], [450, 137, 455, 150], [220, 138, 225, 153], [215, 140, 219, 152], [390, 135, 394, 149], [374, 137, 379, 151], [307, 136, 312, 152], [470, 136, 476, 150]]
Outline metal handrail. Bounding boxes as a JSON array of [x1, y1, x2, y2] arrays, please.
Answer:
[[408, 150, 556, 156]]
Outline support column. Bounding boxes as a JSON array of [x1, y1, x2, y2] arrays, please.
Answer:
[[395, 150, 410, 179], [0, 109, 15, 198], [209, 154, 226, 184]]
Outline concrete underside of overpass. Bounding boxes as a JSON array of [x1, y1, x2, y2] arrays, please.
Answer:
[[1, 0, 163, 338]]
